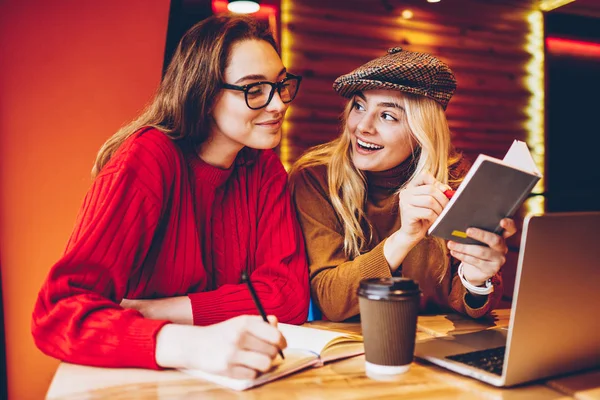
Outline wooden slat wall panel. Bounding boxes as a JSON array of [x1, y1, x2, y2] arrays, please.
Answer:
[[282, 0, 538, 164]]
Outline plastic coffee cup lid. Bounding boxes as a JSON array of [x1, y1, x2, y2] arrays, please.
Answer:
[[357, 277, 421, 299]]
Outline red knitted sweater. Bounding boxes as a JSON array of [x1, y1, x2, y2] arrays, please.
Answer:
[[32, 128, 309, 369]]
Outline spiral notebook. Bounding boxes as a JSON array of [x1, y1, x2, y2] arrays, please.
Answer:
[[181, 323, 364, 391]]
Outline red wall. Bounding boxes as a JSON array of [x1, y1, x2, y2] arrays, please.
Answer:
[[0, 1, 170, 398]]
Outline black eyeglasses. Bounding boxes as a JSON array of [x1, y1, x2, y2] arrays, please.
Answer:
[[222, 73, 302, 110]]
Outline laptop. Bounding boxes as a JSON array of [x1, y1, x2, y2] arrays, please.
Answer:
[[415, 212, 600, 387]]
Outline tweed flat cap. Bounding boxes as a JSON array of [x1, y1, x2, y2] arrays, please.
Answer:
[[333, 47, 457, 109]]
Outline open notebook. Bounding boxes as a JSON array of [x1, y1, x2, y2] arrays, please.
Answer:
[[181, 323, 364, 391]]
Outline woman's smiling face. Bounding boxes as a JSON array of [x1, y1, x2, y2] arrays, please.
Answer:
[[210, 39, 289, 153], [347, 89, 417, 172]]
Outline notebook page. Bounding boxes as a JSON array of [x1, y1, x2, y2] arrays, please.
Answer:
[[278, 323, 350, 355], [320, 341, 365, 364], [503, 140, 540, 175]]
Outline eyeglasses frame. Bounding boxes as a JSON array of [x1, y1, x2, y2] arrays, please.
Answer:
[[221, 73, 303, 110]]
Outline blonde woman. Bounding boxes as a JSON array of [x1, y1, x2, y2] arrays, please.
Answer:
[[289, 48, 516, 322]]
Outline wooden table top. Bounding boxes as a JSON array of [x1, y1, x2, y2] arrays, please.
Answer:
[[46, 309, 599, 400]]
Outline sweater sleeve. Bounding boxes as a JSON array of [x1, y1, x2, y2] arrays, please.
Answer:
[[289, 166, 392, 322], [31, 133, 172, 369], [447, 256, 504, 318], [188, 151, 310, 326]]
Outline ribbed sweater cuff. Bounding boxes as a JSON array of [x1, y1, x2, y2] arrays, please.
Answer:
[[358, 240, 393, 280], [188, 292, 230, 326], [121, 317, 171, 369]]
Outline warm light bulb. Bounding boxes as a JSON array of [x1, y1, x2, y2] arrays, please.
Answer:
[[227, 1, 260, 13], [427, 0, 441, 3], [401, 9, 414, 19]]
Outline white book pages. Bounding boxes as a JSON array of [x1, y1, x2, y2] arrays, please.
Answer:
[[502, 140, 541, 175]]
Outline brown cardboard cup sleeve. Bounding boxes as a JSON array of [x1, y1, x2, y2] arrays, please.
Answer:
[[358, 277, 421, 380]]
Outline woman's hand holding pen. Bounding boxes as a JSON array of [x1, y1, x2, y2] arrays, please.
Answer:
[[155, 315, 287, 379], [397, 171, 450, 243], [448, 218, 517, 287], [384, 172, 449, 272]]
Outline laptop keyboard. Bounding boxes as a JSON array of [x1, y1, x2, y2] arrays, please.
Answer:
[[446, 346, 506, 376]]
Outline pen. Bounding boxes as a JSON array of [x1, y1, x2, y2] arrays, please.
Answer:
[[241, 271, 285, 360], [443, 189, 456, 199]]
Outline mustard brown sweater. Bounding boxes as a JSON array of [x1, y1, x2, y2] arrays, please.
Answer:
[[290, 157, 503, 322]]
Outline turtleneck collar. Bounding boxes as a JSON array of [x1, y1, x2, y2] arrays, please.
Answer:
[[364, 152, 418, 193], [182, 143, 259, 188], [186, 152, 234, 187]]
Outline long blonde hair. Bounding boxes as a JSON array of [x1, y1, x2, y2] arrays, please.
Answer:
[[290, 92, 464, 278], [91, 15, 277, 178]]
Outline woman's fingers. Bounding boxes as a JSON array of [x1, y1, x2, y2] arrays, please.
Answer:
[[266, 315, 279, 326], [228, 365, 259, 380], [449, 241, 494, 261], [407, 171, 437, 187], [233, 316, 286, 363], [449, 236, 507, 285], [408, 185, 449, 210], [450, 250, 501, 283], [244, 316, 287, 351], [406, 206, 440, 225], [449, 240, 506, 268], [465, 228, 508, 254], [500, 218, 517, 239], [230, 350, 275, 374], [450, 250, 495, 269], [399, 172, 452, 242], [407, 194, 445, 215], [238, 332, 280, 359]]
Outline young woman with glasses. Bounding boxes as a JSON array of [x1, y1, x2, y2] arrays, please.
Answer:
[[32, 15, 307, 379]]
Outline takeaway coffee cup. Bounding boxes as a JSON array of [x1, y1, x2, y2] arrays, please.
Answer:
[[358, 277, 421, 380]]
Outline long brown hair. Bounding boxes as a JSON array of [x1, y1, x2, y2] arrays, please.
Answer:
[[92, 15, 278, 177]]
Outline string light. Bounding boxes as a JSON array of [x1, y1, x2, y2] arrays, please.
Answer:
[[524, 11, 545, 214], [401, 9, 414, 19], [280, 0, 293, 170]]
